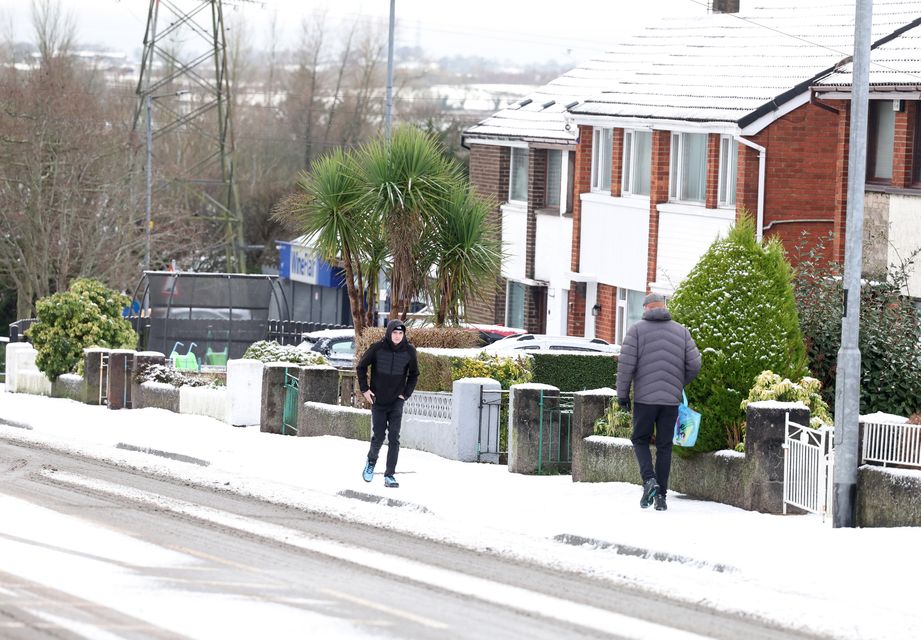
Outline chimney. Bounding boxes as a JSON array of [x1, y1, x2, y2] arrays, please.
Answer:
[[712, 0, 740, 12]]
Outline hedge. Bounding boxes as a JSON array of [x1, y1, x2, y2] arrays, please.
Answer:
[[529, 353, 617, 391]]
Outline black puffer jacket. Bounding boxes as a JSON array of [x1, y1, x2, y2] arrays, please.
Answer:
[[616, 307, 701, 405], [356, 320, 420, 405]]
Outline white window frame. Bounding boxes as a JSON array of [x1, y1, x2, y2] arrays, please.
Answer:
[[669, 132, 708, 204], [546, 149, 562, 208], [509, 146, 529, 203], [868, 100, 896, 182], [622, 129, 652, 197], [717, 135, 738, 208], [591, 127, 613, 193], [505, 280, 526, 329], [615, 288, 645, 345]]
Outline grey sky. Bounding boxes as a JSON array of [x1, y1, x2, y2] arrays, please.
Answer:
[[2, 0, 710, 64]]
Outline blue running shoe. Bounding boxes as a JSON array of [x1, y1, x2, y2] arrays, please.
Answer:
[[384, 475, 399, 488], [362, 459, 375, 482]]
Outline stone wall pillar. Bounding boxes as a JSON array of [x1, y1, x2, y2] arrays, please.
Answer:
[[260, 362, 298, 435], [571, 388, 617, 481], [296, 365, 340, 434], [745, 401, 810, 513], [508, 383, 560, 475], [106, 349, 136, 410], [227, 358, 264, 427], [83, 348, 111, 405]]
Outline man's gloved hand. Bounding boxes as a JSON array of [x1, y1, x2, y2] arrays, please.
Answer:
[[617, 397, 630, 411]]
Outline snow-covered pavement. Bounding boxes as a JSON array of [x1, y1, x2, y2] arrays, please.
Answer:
[[1, 385, 917, 640]]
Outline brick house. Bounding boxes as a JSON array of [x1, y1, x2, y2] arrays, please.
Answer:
[[462, 0, 921, 344]]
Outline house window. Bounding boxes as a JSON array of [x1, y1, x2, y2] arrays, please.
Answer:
[[546, 149, 562, 207], [718, 135, 738, 207], [591, 127, 613, 192], [669, 132, 708, 203], [868, 100, 895, 182], [545, 150, 575, 212], [506, 281, 525, 329], [615, 288, 645, 345], [510, 147, 529, 202], [914, 105, 921, 185], [622, 130, 652, 196]]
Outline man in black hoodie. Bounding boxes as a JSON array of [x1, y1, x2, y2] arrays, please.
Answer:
[[357, 320, 419, 488]]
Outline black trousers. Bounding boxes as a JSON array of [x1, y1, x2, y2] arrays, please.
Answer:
[[367, 399, 404, 476], [631, 402, 680, 497]]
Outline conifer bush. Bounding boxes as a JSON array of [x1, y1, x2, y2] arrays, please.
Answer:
[[27, 279, 138, 381], [669, 216, 807, 452]]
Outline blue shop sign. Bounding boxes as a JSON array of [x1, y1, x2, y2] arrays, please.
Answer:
[[277, 241, 336, 287]]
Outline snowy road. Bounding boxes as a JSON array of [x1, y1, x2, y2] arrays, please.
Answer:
[[0, 440, 823, 640]]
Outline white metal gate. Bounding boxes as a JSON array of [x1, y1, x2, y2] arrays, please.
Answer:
[[782, 413, 834, 520]]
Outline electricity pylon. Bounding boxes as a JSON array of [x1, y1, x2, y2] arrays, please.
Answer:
[[132, 0, 246, 272]]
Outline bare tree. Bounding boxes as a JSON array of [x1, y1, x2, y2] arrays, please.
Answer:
[[30, 0, 75, 66], [0, 57, 142, 317]]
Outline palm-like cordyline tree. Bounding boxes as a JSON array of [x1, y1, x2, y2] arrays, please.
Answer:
[[425, 185, 502, 326], [357, 125, 461, 319], [274, 149, 377, 332]]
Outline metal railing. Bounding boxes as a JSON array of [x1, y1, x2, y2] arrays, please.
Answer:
[[478, 386, 509, 463], [404, 391, 452, 422], [537, 390, 574, 474], [861, 419, 921, 469], [266, 320, 350, 346], [782, 413, 834, 521], [282, 368, 299, 435]]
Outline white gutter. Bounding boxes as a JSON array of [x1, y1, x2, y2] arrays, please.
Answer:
[[736, 137, 766, 242]]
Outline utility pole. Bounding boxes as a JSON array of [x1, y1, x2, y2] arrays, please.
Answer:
[[385, 0, 396, 142], [833, 0, 872, 529]]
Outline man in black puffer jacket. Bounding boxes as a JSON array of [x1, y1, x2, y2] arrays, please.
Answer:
[[357, 320, 419, 488], [617, 293, 701, 511]]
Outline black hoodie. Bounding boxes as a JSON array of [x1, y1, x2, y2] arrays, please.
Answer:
[[356, 320, 420, 405]]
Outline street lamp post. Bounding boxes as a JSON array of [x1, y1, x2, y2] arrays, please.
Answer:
[[144, 90, 187, 271], [145, 94, 153, 271]]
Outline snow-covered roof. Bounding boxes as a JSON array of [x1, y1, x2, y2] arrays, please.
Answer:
[[463, 1, 921, 144], [816, 21, 921, 88]]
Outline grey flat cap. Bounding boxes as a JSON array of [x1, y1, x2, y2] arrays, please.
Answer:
[[643, 293, 667, 305]]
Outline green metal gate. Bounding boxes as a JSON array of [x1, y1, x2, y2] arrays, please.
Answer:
[[537, 390, 574, 474], [282, 368, 299, 435]]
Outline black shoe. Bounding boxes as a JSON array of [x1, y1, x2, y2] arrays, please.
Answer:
[[655, 494, 667, 511], [640, 478, 659, 509]]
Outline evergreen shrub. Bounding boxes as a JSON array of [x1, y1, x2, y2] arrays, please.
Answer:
[[27, 279, 137, 381], [794, 235, 921, 417], [741, 370, 832, 430], [593, 402, 632, 438], [414, 351, 532, 392], [243, 340, 328, 366], [669, 216, 807, 452]]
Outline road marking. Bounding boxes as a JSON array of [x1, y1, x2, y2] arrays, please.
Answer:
[[43, 469, 713, 640], [320, 587, 448, 630]]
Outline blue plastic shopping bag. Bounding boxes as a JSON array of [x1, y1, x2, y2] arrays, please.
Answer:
[[673, 390, 701, 447]]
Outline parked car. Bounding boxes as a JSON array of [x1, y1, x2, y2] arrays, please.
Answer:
[[481, 333, 620, 355], [297, 328, 356, 368]]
